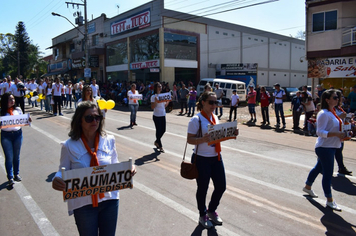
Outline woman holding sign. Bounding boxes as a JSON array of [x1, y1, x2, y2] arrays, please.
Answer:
[[52, 101, 136, 236], [1, 93, 31, 186], [187, 91, 238, 229], [151, 82, 169, 152], [77, 85, 95, 104], [127, 83, 139, 127]]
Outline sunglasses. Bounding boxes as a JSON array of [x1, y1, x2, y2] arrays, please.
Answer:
[[332, 96, 339, 100], [84, 115, 103, 123], [207, 100, 219, 105]]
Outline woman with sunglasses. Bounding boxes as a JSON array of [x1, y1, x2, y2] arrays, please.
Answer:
[[151, 82, 169, 152], [187, 91, 238, 228], [1, 93, 32, 186], [52, 101, 136, 235], [303, 89, 346, 211]]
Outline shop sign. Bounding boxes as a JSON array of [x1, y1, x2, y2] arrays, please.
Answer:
[[308, 57, 356, 78], [130, 59, 159, 70], [90, 56, 99, 67], [111, 9, 150, 36], [150, 68, 160, 73], [72, 58, 86, 69], [48, 60, 68, 72], [88, 22, 96, 34]]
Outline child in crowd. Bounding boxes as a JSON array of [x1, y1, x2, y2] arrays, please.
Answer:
[[307, 103, 321, 136]]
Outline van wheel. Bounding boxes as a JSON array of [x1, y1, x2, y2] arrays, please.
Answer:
[[222, 99, 230, 105]]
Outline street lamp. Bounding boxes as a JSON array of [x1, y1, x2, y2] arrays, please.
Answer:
[[52, 11, 90, 81]]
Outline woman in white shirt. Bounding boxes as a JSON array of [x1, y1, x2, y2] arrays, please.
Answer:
[[45, 81, 53, 113], [303, 89, 346, 211], [1, 93, 31, 185], [151, 82, 169, 152], [127, 83, 139, 127], [52, 101, 136, 235]]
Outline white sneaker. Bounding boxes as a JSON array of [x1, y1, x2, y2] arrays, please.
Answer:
[[207, 211, 223, 225], [326, 201, 342, 211], [199, 215, 213, 229], [303, 187, 318, 198]]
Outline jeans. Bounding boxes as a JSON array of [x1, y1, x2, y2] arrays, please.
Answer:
[[129, 104, 139, 124], [274, 103, 285, 125], [292, 110, 302, 129], [65, 94, 72, 108], [153, 115, 166, 148], [261, 106, 269, 123], [46, 94, 52, 112], [306, 147, 336, 198], [1, 129, 23, 180], [335, 142, 345, 170], [304, 111, 314, 130], [40, 100, 44, 110], [229, 106, 237, 121], [188, 100, 196, 115], [215, 107, 223, 116], [74, 93, 81, 108], [73, 199, 119, 236], [192, 154, 226, 216], [180, 99, 187, 113], [15, 96, 25, 114]]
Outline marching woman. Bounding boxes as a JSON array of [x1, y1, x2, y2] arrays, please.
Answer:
[[52, 101, 136, 236], [77, 85, 95, 104], [45, 81, 53, 113], [151, 82, 169, 152], [1, 93, 31, 186], [187, 91, 238, 228], [127, 83, 139, 127], [52, 77, 63, 116], [303, 89, 346, 211]]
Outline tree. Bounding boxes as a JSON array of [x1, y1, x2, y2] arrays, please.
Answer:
[[13, 21, 31, 77], [290, 30, 305, 40]]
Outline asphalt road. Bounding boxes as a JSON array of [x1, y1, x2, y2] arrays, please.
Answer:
[[1, 103, 355, 236]]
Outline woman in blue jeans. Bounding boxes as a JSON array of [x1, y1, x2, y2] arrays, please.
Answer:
[[303, 89, 346, 211], [187, 91, 239, 229], [1, 93, 31, 186]]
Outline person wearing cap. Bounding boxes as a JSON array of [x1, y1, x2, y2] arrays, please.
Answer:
[[315, 84, 326, 104], [228, 89, 239, 122], [347, 85, 356, 113], [272, 83, 286, 128], [247, 85, 257, 123]]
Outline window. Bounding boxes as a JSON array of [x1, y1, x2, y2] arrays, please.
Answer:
[[92, 34, 99, 46], [106, 41, 128, 66], [164, 32, 197, 60], [219, 83, 225, 88], [232, 84, 236, 89], [225, 83, 231, 89], [70, 43, 75, 52], [312, 10, 337, 32]]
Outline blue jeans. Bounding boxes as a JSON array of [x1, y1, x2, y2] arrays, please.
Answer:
[[1, 129, 23, 180], [129, 104, 139, 124], [335, 142, 345, 170], [66, 94, 72, 108], [306, 147, 336, 198], [188, 100, 196, 115], [192, 154, 226, 216], [215, 107, 223, 116], [74, 199, 119, 236], [274, 103, 285, 125], [46, 94, 52, 112]]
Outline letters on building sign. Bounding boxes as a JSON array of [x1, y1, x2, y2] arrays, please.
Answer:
[[130, 60, 159, 70], [111, 9, 151, 36], [308, 57, 356, 78]]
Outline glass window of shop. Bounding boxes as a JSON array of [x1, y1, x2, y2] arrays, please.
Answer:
[[107, 41, 128, 66], [107, 71, 129, 82], [164, 33, 197, 60], [130, 34, 159, 62]]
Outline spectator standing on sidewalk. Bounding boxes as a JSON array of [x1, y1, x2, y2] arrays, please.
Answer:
[[187, 86, 197, 117], [315, 84, 326, 104], [291, 91, 302, 130], [301, 91, 315, 131], [247, 85, 257, 123], [178, 84, 189, 114], [259, 86, 270, 125], [228, 89, 239, 122], [214, 83, 223, 119], [272, 83, 286, 129], [347, 85, 356, 113]]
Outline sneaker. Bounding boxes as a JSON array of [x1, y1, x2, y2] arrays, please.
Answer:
[[199, 215, 213, 229], [53, 113, 57, 116], [326, 201, 342, 211], [275, 123, 280, 127], [207, 211, 223, 225], [282, 125, 286, 129], [338, 168, 352, 175], [59, 113, 64, 116], [249, 118, 253, 122], [14, 175, 22, 182], [8, 179, 14, 186], [303, 187, 318, 198], [253, 119, 257, 123], [133, 122, 138, 126]]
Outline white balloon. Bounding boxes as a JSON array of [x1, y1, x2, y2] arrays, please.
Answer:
[[31, 97, 36, 101], [35, 96, 39, 99]]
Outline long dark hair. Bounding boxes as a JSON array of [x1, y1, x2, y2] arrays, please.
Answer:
[[197, 91, 216, 111], [320, 89, 337, 110], [154, 82, 161, 94], [1, 93, 15, 116], [68, 101, 105, 140], [82, 85, 93, 101]]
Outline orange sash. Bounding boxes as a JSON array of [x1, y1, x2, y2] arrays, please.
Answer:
[[201, 110, 221, 161], [7, 107, 14, 115]]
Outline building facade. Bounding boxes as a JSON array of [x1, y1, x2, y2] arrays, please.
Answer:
[[306, 0, 356, 97], [49, 0, 307, 88]]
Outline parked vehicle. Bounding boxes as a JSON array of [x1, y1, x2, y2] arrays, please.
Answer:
[[282, 87, 299, 101], [197, 78, 246, 104]]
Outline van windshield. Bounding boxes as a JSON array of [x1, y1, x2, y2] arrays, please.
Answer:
[[232, 84, 236, 89]]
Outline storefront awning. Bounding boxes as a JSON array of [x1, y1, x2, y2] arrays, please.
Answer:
[[42, 68, 69, 77]]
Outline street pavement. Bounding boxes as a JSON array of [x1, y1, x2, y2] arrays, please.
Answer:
[[0, 102, 355, 236]]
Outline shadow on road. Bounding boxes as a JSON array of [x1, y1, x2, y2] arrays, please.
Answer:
[[191, 224, 218, 236], [0, 181, 13, 191], [134, 151, 161, 166], [332, 176, 356, 196], [306, 198, 356, 236]]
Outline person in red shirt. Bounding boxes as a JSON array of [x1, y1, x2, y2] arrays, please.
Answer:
[[259, 86, 270, 125], [247, 85, 257, 123]]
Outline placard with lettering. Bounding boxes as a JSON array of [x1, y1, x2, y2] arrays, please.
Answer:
[[61, 159, 133, 201], [207, 121, 237, 145], [129, 94, 143, 100], [157, 92, 172, 102], [0, 113, 31, 129]]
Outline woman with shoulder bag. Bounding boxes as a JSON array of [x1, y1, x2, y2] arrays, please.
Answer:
[[187, 91, 238, 229]]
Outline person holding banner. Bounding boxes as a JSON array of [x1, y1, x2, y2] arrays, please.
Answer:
[[52, 101, 136, 236], [187, 91, 238, 229], [127, 83, 139, 127], [1, 93, 31, 186], [78, 85, 95, 104], [151, 82, 169, 152]]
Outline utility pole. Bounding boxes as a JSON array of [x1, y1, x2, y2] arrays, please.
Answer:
[[65, 0, 90, 82]]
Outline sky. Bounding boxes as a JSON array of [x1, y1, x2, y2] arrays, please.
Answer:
[[0, 0, 305, 57]]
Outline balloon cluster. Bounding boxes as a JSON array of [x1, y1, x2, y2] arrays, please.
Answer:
[[96, 98, 115, 110], [24, 91, 45, 102]]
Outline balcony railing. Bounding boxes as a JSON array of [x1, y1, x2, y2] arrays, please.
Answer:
[[342, 27, 356, 47]]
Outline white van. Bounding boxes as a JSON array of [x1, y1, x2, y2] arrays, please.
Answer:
[[197, 78, 246, 104]]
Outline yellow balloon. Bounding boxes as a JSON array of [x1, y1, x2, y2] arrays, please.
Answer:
[[97, 100, 107, 110], [37, 98, 41, 102], [30, 92, 34, 96], [106, 100, 115, 110]]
